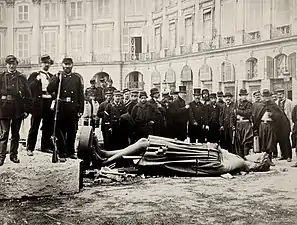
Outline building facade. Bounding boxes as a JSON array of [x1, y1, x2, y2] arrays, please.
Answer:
[[0, 0, 296, 102]]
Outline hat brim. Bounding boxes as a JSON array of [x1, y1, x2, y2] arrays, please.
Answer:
[[224, 95, 233, 97]]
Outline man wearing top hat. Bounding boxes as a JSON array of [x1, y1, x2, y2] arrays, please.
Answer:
[[208, 93, 221, 143], [252, 89, 290, 166], [188, 88, 204, 143], [234, 88, 253, 158], [131, 91, 154, 140], [275, 88, 293, 161], [148, 87, 166, 136], [104, 90, 128, 150], [172, 86, 190, 141], [0, 55, 32, 166], [219, 92, 236, 153], [47, 57, 84, 162], [97, 89, 113, 150], [27, 54, 54, 156]]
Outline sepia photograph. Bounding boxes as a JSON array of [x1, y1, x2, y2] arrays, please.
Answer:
[[0, 0, 297, 224]]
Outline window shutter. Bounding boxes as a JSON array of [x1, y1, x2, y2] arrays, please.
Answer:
[[266, 56, 274, 79], [122, 27, 129, 53], [288, 53, 296, 78]]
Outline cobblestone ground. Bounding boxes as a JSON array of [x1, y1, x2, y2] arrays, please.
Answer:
[[1, 118, 296, 225]]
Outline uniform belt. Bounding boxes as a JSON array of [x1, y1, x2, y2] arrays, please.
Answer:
[[60, 97, 72, 103], [42, 94, 52, 99], [1, 95, 15, 101], [237, 119, 250, 122], [261, 120, 273, 123]]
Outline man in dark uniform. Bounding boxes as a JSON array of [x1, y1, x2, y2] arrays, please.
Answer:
[[188, 88, 204, 143], [97, 90, 113, 149], [235, 88, 253, 158], [0, 55, 32, 166], [27, 54, 54, 156], [252, 89, 290, 166], [131, 91, 154, 140], [172, 86, 190, 141], [85, 78, 104, 103], [219, 92, 236, 153], [123, 88, 130, 106], [104, 90, 127, 150], [148, 88, 166, 137], [200, 89, 211, 143], [126, 90, 138, 114], [217, 91, 225, 107], [208, 93, 221, 144], [47, 57, 84, 162], [162, 92, 175, 138]]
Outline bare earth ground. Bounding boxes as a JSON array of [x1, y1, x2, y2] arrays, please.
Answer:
[[1, 122, 297, 225]]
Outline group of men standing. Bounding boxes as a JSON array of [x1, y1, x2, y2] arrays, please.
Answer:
[[0, 54, 84, 166], [87, 82, 296, 167]]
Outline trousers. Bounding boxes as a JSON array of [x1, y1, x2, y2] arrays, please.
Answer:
[[259, 122, 276, 155], [27, 98, 54, 151], [236, 121, 253, 158], [0, 117, 23, 159]]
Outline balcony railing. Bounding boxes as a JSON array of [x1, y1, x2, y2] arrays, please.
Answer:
[[271, 25, 291, 39], [220, 36, 235, 48], [180, 45, 193, 55], [93, 53, 111, 63], [123, 53, 151, 62], [18, 58, 31, 65], [126, 81, 145, 90], [164, 48, 176, 57], [244, 31, 261, 44]]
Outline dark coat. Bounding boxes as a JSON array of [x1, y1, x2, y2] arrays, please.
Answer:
[[97, 100, 111, 131], [219, 102, 236, 128], [124, 100, 138, 115], [28, 71, 53, 116], [47, 72, 84, 121], [188, 100, 203, 137], [292, 105, 297, 148], [85, 86, 104, 103], [208, 102, 221, 125], [0, 71, 32, 119], [148, 98, 166, 136], [236, 99, 253, 120], [172, 96, 189, 140]]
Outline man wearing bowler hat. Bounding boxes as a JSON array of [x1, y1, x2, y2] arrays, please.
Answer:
[[188, 88, 204, 143], [172, 86, 190, 141], [47, 57, 84, 162], [275, 88, 293, 161], [27, 54, 55, 156], [234, 88, 253, 158], [148, 87, 166, 136], [219, 92, 236, 153], [252, 89, 290, 166], [0, 55, 32, 166], [217, 91, 225, 107]]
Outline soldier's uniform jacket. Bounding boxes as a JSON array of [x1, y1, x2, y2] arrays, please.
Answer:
[[236, 99, 253, 120], [28, 71, 53, 116], [104, 101, 126, 130], [85, 86, 104, 103], [124, 100, 138, 115], [47, 72, 84, 121], [0, 71, 32, 119]]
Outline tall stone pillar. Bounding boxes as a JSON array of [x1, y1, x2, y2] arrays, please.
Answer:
[[176, 0, 182, 55], [5, 0, 15, 55], [112, 0, 121, 61], [235, 0, 244, 45], [59, 0, 66, 62], [85, 0, 93, 62], [262, 0, 272, 40], [31, 0, 41, 64]]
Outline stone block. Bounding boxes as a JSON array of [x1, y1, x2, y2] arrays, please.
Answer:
[[0, 151, 81, 200]]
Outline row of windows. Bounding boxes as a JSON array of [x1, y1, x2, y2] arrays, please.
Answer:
[[0, 0, 112, 23]]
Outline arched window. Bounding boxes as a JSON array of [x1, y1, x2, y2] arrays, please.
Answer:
[[151, 70, 161, 89], [221, 61, 234, 82], [125, 71, 144, 90], [274, 54, 288, 78], [246, 58, 258, 80]]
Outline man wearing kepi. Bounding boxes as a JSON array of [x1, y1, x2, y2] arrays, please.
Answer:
[[0, 55, 32, 166], [27, 54, 54, 156], [252, 89, 289, 166], [47, 57, 84, 162], [172, 86, 189, 141], [234, 88, 253, 158]]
